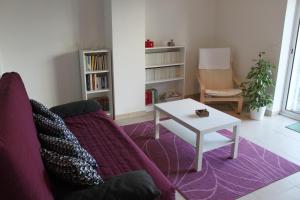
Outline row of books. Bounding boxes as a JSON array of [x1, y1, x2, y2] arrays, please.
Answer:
[[86, 74, 109, 91], [146, 66, 182, 82], [85, 54, 108, 71], [159, 90, 182, 102], [146, 51, 182, 66], [145, 89, 158, 105], [94, 96, 110, 112]]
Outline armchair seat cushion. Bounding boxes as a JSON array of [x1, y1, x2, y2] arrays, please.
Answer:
[[205, 88, 242, 97]]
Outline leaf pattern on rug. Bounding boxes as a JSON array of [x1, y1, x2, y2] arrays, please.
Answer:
[[122, 120, 300, 200]]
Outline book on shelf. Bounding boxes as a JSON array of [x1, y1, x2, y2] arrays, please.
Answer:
[[85, 74, 109, 91], [85, 54, 108, 71], [159, 90, 181, 102], [145, 51, 182, 66], [86, 74, 90, 91], [145, 88, 158, 105], [94, 96, 110, 112], [146, 66, 182, 82]]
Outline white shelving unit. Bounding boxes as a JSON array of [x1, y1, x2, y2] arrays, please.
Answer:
[[145, 46, 185, 111], [79, 49, 114, 118], [146, 77, 184, 85], [145, 63, 185, 69], [85, 70, 109, 74]]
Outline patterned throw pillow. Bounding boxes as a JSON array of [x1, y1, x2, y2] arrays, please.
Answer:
[[33, 113, 79, 144], [39, 134, 98, 168], [30, 99, 65, 125], [41, 149, 103, 186]]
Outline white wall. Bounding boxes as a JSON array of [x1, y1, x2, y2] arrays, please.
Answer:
[[146, 0, 287, 99], [0, 0, 106, 107], [104, 0, 113, 49], [146, 0, 217, 96], [0, 0, 289, 115], [111, 0, 146, 115], [0, 48, 3, 77], [214, 0, 287, 112], [215, 0, 287, 84]]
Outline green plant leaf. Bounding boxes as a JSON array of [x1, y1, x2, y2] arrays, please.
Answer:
[[241, 52, 275, 110]]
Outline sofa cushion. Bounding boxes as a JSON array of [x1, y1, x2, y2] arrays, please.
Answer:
[[33, 113, 79, 144], [0, 72, 54, 200], [39, 134, 98, 168], [64, 111, 175, 200], [58, 170, 161, 200], [41, 149, 103, 186], [50, 100, 102, 119], [30, 99, 65, 125]]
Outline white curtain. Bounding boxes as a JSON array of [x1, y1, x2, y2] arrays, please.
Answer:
[[287, 35, 300, 112], [290, 66, 300, 112]]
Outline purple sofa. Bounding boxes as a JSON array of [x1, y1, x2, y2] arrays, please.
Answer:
[[0, 72, 175, 200]]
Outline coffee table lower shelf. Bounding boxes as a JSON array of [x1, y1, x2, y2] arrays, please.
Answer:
[[160, 119, 234, 153]]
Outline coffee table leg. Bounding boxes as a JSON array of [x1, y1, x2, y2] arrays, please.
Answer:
[[154, 109, 160, 139], [231, 124, 240, 159], [195, 133, 204, 171]]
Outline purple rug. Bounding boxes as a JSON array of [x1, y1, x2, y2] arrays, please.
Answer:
[[122, 120, 300, 200]]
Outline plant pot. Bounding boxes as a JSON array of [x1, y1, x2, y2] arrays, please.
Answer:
[[250, 106, 266, 120]]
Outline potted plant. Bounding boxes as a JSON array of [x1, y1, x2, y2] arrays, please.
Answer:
[[241, 52, 275, 120]]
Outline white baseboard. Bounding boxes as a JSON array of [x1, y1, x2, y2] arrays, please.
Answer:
[[265, 109, 280, 117], [115, 110, 148, 120]]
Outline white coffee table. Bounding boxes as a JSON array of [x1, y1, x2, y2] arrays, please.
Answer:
[[154, 98, 241, 171]]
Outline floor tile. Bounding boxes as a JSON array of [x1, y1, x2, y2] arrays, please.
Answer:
[[237, 193, 258, 200], [175, 191, 185, 200], [287, 172, 300, 186], [251, 177, 295, 199], [269, 187, 300, 200]]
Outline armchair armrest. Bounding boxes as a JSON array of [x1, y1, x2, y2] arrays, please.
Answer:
[[233, 73, 242, 88], [196, 73, 205, 91], [50, 100, 102, 119], [196, 73, 206, 103]]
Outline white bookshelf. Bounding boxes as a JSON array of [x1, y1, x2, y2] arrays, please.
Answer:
[[146, 77, 184, 85], [145, 63, 185, 69], [85, 70, 109, 74], [145, 46, 185, 50], [145, 46, 185, 111], [86, 89, 110, 94], [79, 49, 114, 118]]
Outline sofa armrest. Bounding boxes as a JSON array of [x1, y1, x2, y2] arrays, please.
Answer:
[[50, 100, 102, 119]]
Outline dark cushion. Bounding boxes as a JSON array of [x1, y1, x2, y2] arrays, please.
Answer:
[[0, 72, 54, 200], [39, 134, 98, 168], [30, 99, 65, 125], [33, 113, 79, 144], [50, 100, 102, 119], [41, 149, 103, 186], [59, 170, 161, 200]]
